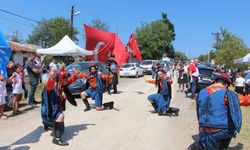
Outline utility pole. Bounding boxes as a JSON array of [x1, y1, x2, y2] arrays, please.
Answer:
[[211, 32, 220, 50], [208, 50, 210, 64], [70, 6, 74, 38], [69, 6, 80, 39]]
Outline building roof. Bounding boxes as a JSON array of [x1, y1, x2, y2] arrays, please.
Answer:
[[8, 41, 41, 53]]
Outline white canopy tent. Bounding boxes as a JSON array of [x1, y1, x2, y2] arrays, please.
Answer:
[[234, 53, 250, 64], [37, 35, 93, 56]]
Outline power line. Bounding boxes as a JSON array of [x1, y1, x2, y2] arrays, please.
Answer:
[[0, 8, 40, 23], [0, 8, 132, 43], [0, 15, 35, 28]]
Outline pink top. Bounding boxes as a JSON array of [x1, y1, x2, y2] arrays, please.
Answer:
[[19, 69, 25, 83]]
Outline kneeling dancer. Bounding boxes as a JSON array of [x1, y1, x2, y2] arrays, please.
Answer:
[[80, 64, 114, 111], [188, 73, 250, 150], [41, 68, 78, 146], [146, 70, 179, 116]]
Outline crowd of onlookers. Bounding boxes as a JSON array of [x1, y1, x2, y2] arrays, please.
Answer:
[[172, 59, 250, 99], [148, 58, 250, 100], [0, 53, 69, 120]]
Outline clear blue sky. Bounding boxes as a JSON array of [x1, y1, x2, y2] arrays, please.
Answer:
[[1, 0, 250, 58]]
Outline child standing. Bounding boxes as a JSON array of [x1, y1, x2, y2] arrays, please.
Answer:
[[9, 64, 23, 114], [0, 74, 8, 120]]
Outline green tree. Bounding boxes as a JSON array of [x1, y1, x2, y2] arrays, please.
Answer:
[[6, 31, 24, 43], [214, 28, 250, 67], [162, 12, 175, 41], [175, 51, 188, 62], [198, 54, 207, 63], [27, 17, 78, 47], [198, 50, 216, 63], [136, 19, 175, 59], [89, 19, 110, 32]]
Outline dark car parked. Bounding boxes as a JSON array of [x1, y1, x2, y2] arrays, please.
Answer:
[[65, 61, 109, 96], [197, 64, 215, 92]]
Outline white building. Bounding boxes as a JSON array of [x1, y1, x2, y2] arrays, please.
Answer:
[[8, 41, 41, 66]]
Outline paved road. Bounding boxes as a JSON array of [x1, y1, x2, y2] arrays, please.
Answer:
[[0, 75, 244, 150]]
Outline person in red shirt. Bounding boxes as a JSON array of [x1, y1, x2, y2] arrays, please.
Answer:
[[185, 59, 199, 99]]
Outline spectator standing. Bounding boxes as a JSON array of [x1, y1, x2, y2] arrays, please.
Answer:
[[107, 54, 118, 94], [151, 62, 157, 79], [175, 64, 180, 79], [0, 74, 8, 120], [177, 64, 187, 92], [9, 64, 23, 114], [215, 64, 221, 73], [19, 68, 28, 99], [5, 61, 15, 108], [245, 71, 250, 94], [57, 61, 65, 69], [235, 72, 245, 94], [34, 55, 42, 69], [49, 60, 58, 70], [183, 62, 189, 89], [25, 53, 42, 106], [230, 68, 237, 86], [185, 59, 199, 99]]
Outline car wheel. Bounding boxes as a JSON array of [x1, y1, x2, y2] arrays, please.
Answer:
[[135, 72, 139, 78]]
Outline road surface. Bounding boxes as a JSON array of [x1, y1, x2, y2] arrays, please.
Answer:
[[0, 75, 246, 150]]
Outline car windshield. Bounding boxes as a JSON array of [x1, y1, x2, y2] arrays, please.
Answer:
[[141, 61, 152, 65], [122, 64, 134, 68], [199, 68, 213, 77], [65, 62, 108, 74], [65, 63, 93, 73]]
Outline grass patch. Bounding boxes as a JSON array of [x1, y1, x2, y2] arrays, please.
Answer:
[[22, 79, 44, 103], [238, 107, 250, 139], [35, 83, 43, 102]]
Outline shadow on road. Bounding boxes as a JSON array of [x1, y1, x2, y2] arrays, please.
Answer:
[[0, 126, 43, 150], [0, 123, 95, 149], [135, 91, 145, 94], [8, 105, 39, 118], [64, 123, 95, 141], [228, 143, 244, 150]]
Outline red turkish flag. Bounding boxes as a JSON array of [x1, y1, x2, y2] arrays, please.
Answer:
[[127, 33, 142, 61], [84, 24, 115, 62], [113, 35, 130, 68]]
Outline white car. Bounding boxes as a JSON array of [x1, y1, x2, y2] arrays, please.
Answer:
[[120, 63, 144, 78], [140, 60, 157, 74]]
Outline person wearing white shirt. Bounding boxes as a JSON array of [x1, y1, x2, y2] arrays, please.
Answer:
[[235, 72, 245, 94], [49, 60, 58, 71]]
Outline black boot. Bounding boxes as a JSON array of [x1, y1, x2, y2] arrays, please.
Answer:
[[82, 98, 91, 111], [103, 101, 114, 109], [159, 108, 180, 116], [150, 102, 157, 113], [43, 121, 52, 131], [172, 108, 180, 116], [113, 84, 117, 94], [61, 122, 65, 133], [158, 108, 172, 116], [52, 122, 68, 146], [107, 84, 111, 95]]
